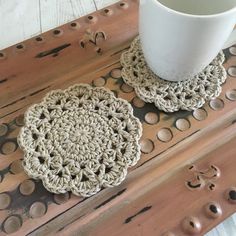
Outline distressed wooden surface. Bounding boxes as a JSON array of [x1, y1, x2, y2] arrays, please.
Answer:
[[0, 0, 236, 235]]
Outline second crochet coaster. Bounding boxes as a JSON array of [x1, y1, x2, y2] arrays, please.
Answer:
[[121, 37, 227, 112], [18, 84, 142, 197]]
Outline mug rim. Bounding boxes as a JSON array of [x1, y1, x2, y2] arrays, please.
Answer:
[[153, 0, 236, 18]]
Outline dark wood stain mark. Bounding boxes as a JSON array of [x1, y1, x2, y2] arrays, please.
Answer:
[[0, 78, 7, 84], [0, 75, 16, 84], [0, 85, 50, 111], [223, 48, 231, 63], [0, 96, 26, 109], [94, 189, 126, 209], [29, 86, 51, 96], [0, 107, 25, 119], [138, 130, 200, 168], [35, 43, 71, 58], [232, 119, 236, 125], [8, 180, 53, 211], [124, 206, 152, 224], [0, 166, 10, 182], [163, 110, 192, 122]]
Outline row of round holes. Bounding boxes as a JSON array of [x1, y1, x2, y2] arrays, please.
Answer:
[[0, 2, 129, 58], [140, 92, 236, 154]]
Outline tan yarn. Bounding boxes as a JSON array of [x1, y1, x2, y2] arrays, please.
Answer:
[[18, 84, 142, 197], [121, 37, 227, 112]]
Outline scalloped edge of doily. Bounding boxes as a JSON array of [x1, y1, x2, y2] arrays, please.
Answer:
[[17, 83, 142, 197], [120, 37, 227, 112]]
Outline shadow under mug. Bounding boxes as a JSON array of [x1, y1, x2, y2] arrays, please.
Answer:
[[139, 0, 236, 82]]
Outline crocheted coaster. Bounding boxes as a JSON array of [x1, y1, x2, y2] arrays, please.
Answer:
[[121, 37, 227, 112], [18, 84, 142, 197]]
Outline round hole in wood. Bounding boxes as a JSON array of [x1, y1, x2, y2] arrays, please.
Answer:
[[229, 46, 236, 56], [15, 114, 25, 126], [0, 123, 8, 136], [121, 83, 134, 93], [140, 139, 154, 154], [29, 201, 47, 218], [157, 128, 173, 142], [1, 141, 17, 155], [19, 179, 35, 195], [93, 77, 106, 87], [54, 193, 70, 204], [119, 2, 129, 9], [209, 98, 224, 111], [3, 215, 22, 234], [226, 89, 236, 101], [71, 22, 77, 27], [182, 216, 202, 234], [103, 8, 112, 16], [145, 112, 159, 125], [16, 44, 25, 50], [53, 29, 63, 37], [225, 187, 236, 204], [0, 51, 6, 59], [35, 36, 44, 42], [175, 118, 191, 131], [228, 67, 236, 77], [87, 15, 97, 23], [204, 202, 222, 219], [10, 160, 23, 174], [70, 21, 79, 29], [110, 68, 122, 78], [0, 193, 11, 209], [132, 97, 145, 108], [192, 108, 208, 121]]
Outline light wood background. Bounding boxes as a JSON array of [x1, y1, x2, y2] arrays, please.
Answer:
[[0, 0, 235, 235]]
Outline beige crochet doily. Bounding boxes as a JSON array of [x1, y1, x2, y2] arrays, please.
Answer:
[[18, 84, 142, 197], [121, 37, 227, 112]]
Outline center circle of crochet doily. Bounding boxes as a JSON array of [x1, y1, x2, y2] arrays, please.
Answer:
[[18, 84, 142, 197]]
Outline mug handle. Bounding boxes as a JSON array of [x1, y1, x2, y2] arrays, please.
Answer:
[[222, 29, 236, 49]]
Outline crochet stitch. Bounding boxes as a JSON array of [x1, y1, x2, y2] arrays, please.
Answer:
[[18, 84, 142, 197], [121, 37, 227, 112]]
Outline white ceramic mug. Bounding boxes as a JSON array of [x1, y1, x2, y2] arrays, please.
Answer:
[[139, 0, 236, 81]]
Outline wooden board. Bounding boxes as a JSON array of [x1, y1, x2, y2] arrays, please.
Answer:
[[0, 0, 236, 235]]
